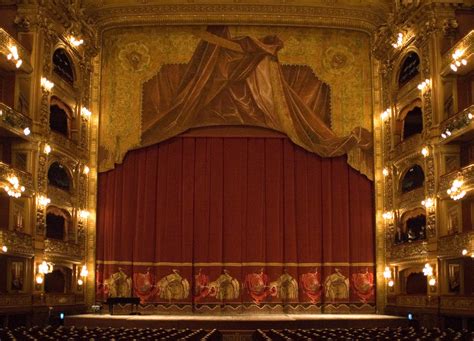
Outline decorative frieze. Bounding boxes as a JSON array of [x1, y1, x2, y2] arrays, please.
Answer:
[[389, 241, 428, 261], [44, 238, 83, 260], [0, 230, 34, 256]]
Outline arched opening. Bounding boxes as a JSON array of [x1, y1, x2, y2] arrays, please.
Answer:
[[402, 106, 423, 140], [401, 165, 424, 193], [406, 214, 427, 241], [398, 52, 420, 87], [406, 272, 427, 294], [44, 269, 66, 293], [52, 48, 75, 84], [48, 162, 71, 192], [45, 207, 70, 240], [49, 97, 72, 137]]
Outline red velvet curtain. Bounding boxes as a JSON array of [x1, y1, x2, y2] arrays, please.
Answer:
[[96, 134, 374, 310]]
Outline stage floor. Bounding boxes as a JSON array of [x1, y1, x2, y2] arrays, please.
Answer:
[[66, 313, 408, 331]]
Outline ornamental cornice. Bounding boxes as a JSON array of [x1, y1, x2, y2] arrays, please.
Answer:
[[86, 4, 385, 34]]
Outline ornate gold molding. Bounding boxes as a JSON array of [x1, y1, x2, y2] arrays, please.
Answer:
[[438, 232, 474, 258], [0, 230, 34, 257], [86, 3, 386, 34], [44, 238, 83, 260]]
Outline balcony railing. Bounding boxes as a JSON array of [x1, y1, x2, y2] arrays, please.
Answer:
[[0, 230, 34, 256], [438, 232, 474, 258], [44, 238, 84, 260], [0, 102, 33, 138], [439, 105, 474, 143], [0, 293, 32, 308], [438, 163, 474, 198], [441, 30, 474, 76], [388, 240, 428, 262], [0, 28, 32, 73], [0, 161, 34, 193]]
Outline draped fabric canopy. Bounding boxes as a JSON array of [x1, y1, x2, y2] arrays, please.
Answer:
[[96, 132, 375, 312], [141, 26, 372, 178]]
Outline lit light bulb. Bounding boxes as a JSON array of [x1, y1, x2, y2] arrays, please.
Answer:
[[15, 59, 22, 68], [461, 59, 467, 66], [69, 36, 84, 47], [79, 210, 90, 219], [2, 245, 7, 253], [468, 113, 473, 120], [383, 168, 389, 176], [450, 64, 458, 72], [44, 144, 51, 154], [423, 263, 433, 277], [37, 195, 51, 207], [388, 279, 394, 287], [35, 273, 44, 284], [462, 249, 468, 256], [81, 107, 91, 118], [40, 77, 54, 91], [421, 147, 429, 157], [80, 265, 89, 277], [83, 165, 90, 175], [383, 266, 392, 279], [23, 127, 31, 136], [429, 278, 436, 286], [383, 211, 393, 220], [77, 278, 84, 286], [422, 198, 434, 209], [441, 133, 447, 139]]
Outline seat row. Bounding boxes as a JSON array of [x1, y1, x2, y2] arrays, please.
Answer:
[[253, 327, 474, 340], [0, 325, 221, 341]]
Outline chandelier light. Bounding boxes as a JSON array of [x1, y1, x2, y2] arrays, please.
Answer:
[[422, 263, 433, 277], [83, 165, 90, 175], [7, 45, 22, 69], [383, 266, 392, 279], [382, 211, 393, 220], [43, 144, 51, 154], [37, 195, 51, 208], [421, 198, 434, 209], [450, 49, 467, 72], [80, 265, 89, 277], [38, 261, 53, 274], [79, 210, 90, 219], [417, 79, 431, 91], [447, 177, 466, 200], [3, 175, 25, 198], [380, 108, 391, 121], [23, 127, 31, 136], [421, 146, 429, 157]]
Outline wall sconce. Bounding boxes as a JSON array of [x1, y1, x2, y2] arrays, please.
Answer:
[[422, 263, 433, 277], [417, 79, 431, 91], [380, 108, 391, 121], [35, 273, 44, 285], [69, 36, 84, 47], [38, 260, 53, 274], [2, 245, 7, 253], [79, 210, 90, 220], [421, 198, 435, 211], [462, 249, 468, 256], [428, 277, 436, 286], [81, 107, 91, 119], [421, 146, 429, 157], [382, 211, 394, 220], [383, 266, 392, 279], [3, 175, 25, 198], [382, 168, 389, 177], [83, 165, 90, 175], [391, 33, 403, 48], [43, 144, 51, 154], [37, 195, 51, 208], [80, 264, 89, 278], [388, 279, 395, 287], [77, 278, 84, 286], [447, 177, 466, 200], [40, 77, 54, 92]]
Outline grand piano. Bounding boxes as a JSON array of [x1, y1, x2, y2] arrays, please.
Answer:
[[105, 297, 140, 315]]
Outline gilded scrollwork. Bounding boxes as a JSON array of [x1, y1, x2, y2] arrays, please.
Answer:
[[44, 238, 83, 260], [0, 230, 34, 257]]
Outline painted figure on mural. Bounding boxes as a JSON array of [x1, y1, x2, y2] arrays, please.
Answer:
[[351, 268, 374, 303], [324, 268, 349, 301], [194, 268, 210, 301], [157, 269, 190, 301], [270, 269, 298, 301], [104, 267, 132, 297], [133, 268, 159, 303], [245, 268, 276, 304], [300, 268, 322, 303], [209, 269, 240, 301]]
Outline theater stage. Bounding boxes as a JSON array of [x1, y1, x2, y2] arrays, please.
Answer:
[[65, 313, 409, 331]]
